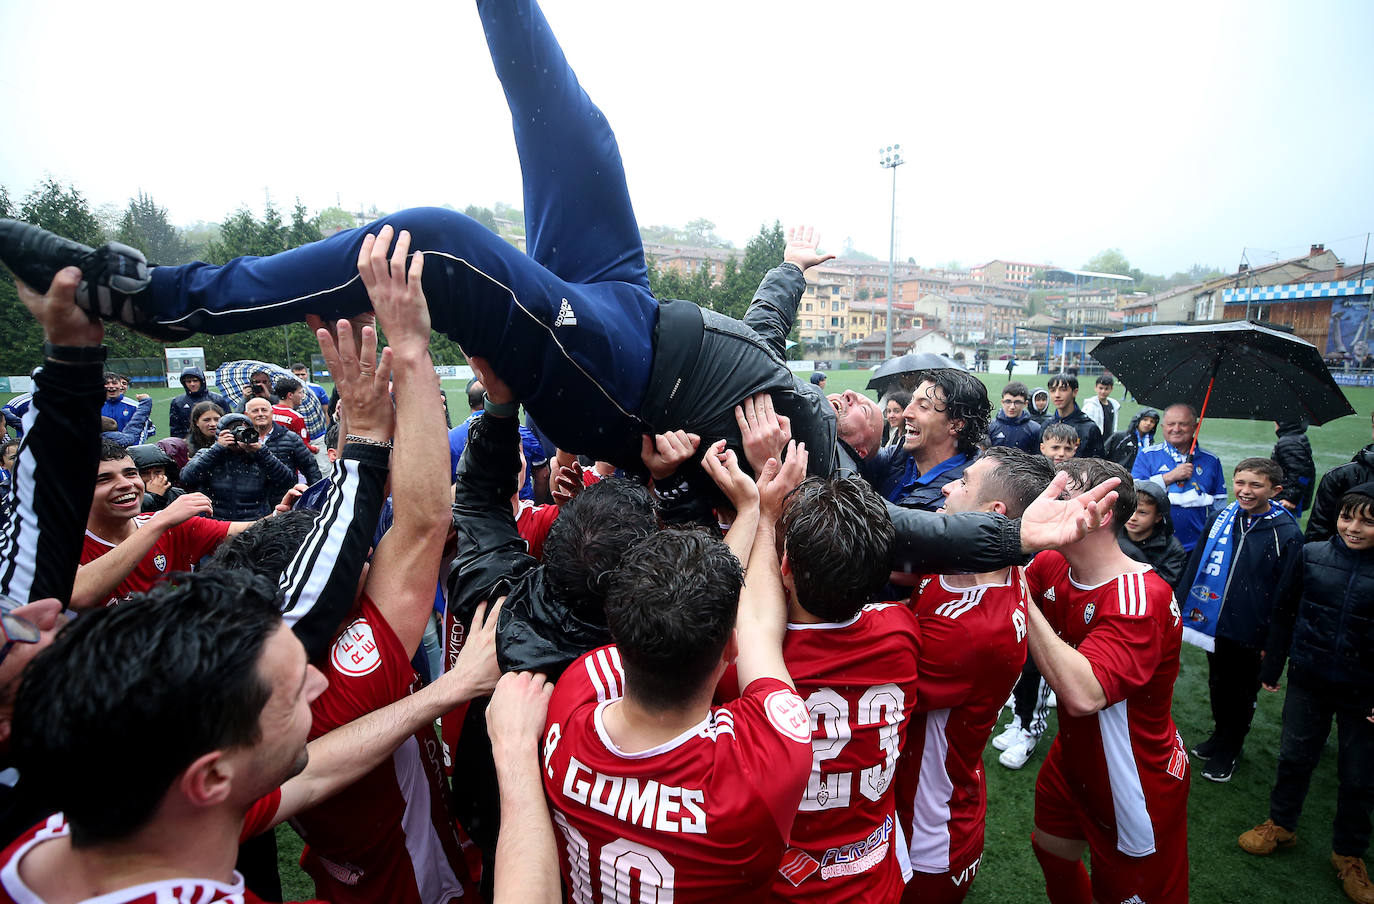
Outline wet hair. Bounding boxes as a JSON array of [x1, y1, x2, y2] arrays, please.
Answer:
[[1338, 485, 1374, 522], [273, 376, 303, 398], [604, 529, 742, 708], [780, 475, 894, 622], [913, 368, 992, 456], [543, 478, 658, 621], [0, 439, 18, 464], [187, 401, 226, 452], [100, 416, 118, 433], [13, 571, 282, 846], [1095, 375, 1115, 388], [1046, 372, 1078, 391], [1001, 381, 1030, 400], [1234, 457, 1283, 487], [881, 388, 913, 412], [325, 423, 341, 453], [98, 436, 130, 462], [1055, 459, 1135, 533], [1041, 423, 1080, 446], [290, 363, 308, 373], [979, 446, 1056, 518], [202, 509, 320, 580], [102, 371, 127, 384]]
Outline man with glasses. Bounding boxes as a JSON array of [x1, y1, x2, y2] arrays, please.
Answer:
[[990, 381, 1043, 453]]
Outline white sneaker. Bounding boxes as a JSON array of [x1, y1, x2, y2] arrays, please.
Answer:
[[992, 720, 1023, 751], [1046, 690, 1058, 709], [998, 730, 1035, 770]]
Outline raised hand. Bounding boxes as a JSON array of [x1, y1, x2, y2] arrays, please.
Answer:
[[314, 317, 394, 442], [736, 392, 792, 475], [14, 267, 104, 347], [640, 430, 701, 482], [357, 225, 431, 360], [1019, 471, 1121, 553], [468, 355, 517, 408], [783, 225, 836, 272], [700, 440, 759, 513], [757, 440, 809, 522]]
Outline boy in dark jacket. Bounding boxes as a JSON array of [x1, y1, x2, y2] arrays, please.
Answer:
[[1272, 420, 1316, 517], [989, 381, 1042, 452], [167, 366, 230, 439], [1105, 408, 1159, 471], [1240, 483, 1374, 904], [127, 443, 187, 512], [1179, 457, 1304, 782], [1045, 372, 1103, 458], [1119, 479, 1188, 591]]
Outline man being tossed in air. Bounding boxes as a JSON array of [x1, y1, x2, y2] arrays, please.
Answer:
[[1025, 459, 1189, 904]]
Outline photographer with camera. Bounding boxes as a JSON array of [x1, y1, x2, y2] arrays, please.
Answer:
[[180, 396, 316, 522]]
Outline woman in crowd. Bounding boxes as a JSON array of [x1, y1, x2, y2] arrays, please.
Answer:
[[881, 389, 913, 447], [186, 400, 225, 454]]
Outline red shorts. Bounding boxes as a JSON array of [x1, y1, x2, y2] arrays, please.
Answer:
[[900, 848, 983, 904], [1034, 744, 1188, 904]]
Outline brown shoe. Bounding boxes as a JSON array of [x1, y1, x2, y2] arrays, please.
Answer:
[[1238, 819, 1297, 855], [1333, 854, 1374, 904]]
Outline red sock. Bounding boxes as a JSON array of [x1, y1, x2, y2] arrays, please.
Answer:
[[1032, 834, 1091, 904]]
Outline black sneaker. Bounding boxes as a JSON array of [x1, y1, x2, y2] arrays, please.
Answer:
[[1190, 735, 1218, 760], [0, 219, 187, 339], [1202, 752, 1237, 783]]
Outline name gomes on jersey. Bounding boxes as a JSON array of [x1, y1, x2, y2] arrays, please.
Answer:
[[558, 756, 708, 834]]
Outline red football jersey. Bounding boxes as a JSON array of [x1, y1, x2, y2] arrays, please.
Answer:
[[516, 499, 560, 561], [295, 594, 476, 904], [81, 515, 231, 604], [1024, 552, 1189, 856], [717, 604, 919, 902], [896, 571, 1029, 878], [0, 808, 326, 904], [273, 405, 316, 452], [544, 646, 812, 903]]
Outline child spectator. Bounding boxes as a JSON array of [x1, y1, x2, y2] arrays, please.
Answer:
[[1272, 420, 1316, 518], [1105, 408, 1159, 471], [1029, 387, 1052, 426], [1179, 457, 1304, 783], [990, 381, 1043, 452], [1040, 422, 1080, 464], [1119, 479, 1189, 591], [1081, 374, 1121, 437], [1240, 482, 1374, 904]]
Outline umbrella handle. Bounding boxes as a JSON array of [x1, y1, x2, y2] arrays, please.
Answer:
[[1183, 375, 1215, 477]]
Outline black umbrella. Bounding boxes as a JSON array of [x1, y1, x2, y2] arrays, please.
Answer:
[[867, 353, 964, 396], [1091, 321, 1354, 451]]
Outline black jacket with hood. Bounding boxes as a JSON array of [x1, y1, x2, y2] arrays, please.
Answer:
[[168, 367, 230, 439], [127, 443, 187, 512], [1305, 443, 1374, 542], [1272, 420, 1316, 514], [1104, 408, 1159, 471], [1117, 479, 1189, 592]]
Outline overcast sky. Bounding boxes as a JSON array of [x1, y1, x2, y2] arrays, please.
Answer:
[[3, 0, 1372, 275]]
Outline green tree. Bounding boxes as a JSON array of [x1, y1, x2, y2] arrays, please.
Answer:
[[316, 206, 358, 234], [1083, 248, 1132, 276], [463, 205, 499, 233], [117, 191, 191, 265]]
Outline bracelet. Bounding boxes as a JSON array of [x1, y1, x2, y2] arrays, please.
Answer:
[[345, 434, 394, 448], [483, 393, 519, 418]]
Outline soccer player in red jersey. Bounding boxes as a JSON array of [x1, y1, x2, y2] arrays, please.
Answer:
[[1024, 459, 1189, 904], [74, 438, 253, 609], [542, 442, 813, 903], [898, 446, 1056, 903], [712, 471, 917, 903]]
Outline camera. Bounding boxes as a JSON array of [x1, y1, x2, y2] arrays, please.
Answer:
[[218, 413, 259, 446]]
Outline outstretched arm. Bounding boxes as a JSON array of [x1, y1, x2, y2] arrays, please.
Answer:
[[741, 226, 835, 359], [71, 493, 216, 610], [0, 268, 106, 606], [360, 227, 453, 658], [488, 671, 559, 904]]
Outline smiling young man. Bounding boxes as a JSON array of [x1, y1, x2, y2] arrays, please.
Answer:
[[869, 370, 991, 512], [74, 439, 251, 610], [989, 382, 1042, 453], [1178, 457, 1303, 782], [1045, 374, 1102, 459]]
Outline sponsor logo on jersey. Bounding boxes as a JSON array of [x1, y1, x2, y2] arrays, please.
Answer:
[[1119, 895, 1146, 904], [918, 576, 933, 594], [777, 847, 821, 887], [1044, 586, 1056, 602], [331, 618, 382, 677], [152, 553, 167, 572], [819, 815, 893, 880], [1083, 601, 1095, 625], [765, 689, 811, 743], [555, 298, 578, 327]]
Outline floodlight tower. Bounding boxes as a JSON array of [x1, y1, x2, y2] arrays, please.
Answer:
[[879, 145, 905, 359]]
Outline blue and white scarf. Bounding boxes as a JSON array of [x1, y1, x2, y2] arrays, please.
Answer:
[[1182, 500, 1285, 651]]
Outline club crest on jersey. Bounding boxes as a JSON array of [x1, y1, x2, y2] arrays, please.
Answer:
[[765, 689, 810, 743], [332, 618, 382, 677], [1083, 601, 1095, 625], [152, 553, 167, 572], [1043, 586, 1056, 602]]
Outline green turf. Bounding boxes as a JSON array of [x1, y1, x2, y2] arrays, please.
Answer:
[[32, 372, 1371, 901]]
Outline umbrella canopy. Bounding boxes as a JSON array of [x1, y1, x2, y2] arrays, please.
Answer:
[[214, 361, 329, 438], [1090, 321, 1354, 426], [867, 353, 964, 396]]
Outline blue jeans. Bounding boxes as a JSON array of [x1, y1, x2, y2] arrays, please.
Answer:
[[143, 0, 656, 466]]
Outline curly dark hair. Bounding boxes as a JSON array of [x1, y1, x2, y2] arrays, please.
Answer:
[[780, 474, 894, 621], [913, 368, 992, 456], [544, 478, 658, 622]]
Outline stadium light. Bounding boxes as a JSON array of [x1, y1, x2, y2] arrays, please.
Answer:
[[879, 145, 905, 358]]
